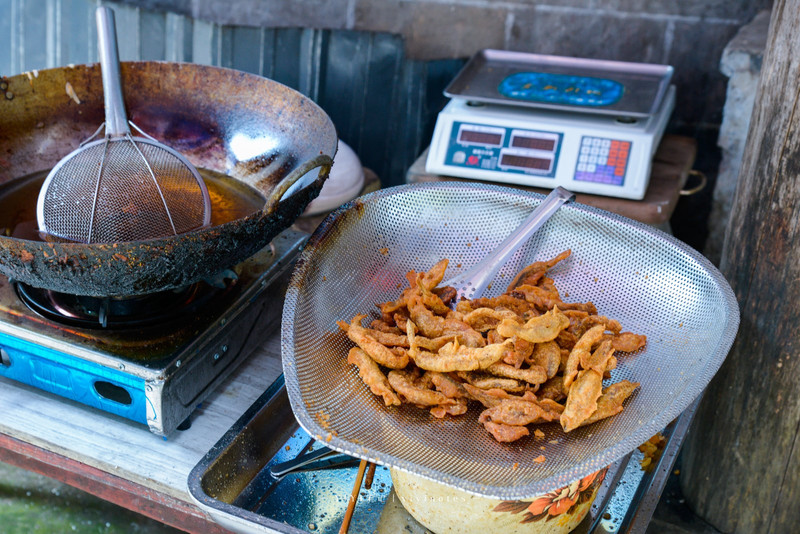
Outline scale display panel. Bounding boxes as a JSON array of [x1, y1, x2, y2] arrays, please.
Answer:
[[445, 122, 563, 179]]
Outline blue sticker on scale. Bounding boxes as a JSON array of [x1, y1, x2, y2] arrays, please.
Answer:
[[498, 72, 624, 107]]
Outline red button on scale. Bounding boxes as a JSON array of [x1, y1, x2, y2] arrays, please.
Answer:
[[467, 155, 479, 165], [611, 140, 620, 148], [615, 167, 625, 176]]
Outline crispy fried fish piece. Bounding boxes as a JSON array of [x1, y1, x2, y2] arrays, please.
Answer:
[[337, 314, 409, 369], [506, 249, 572, 291], [482, 421, 530, 442], [496, 307, 570, 343], [463, 384, 513, 408], [370, 319, 403, 335], [563, 324, 606, 389], [580, 339, 616, 375], [463, 307, 519, 332], [479, 398, 560, 426], [561, 369, 604, 432], [511, 284, 597, 314], [347, 348, 402, 406], [387, 369, 455, 406], [485, 362, 548, 385], [457, 294, 533, 317], [528, 340, 561, 378], [457, 371, 525, 392], [579, 380, 640, 427], [611, 332, 647, 352], [407, 294, 485, 347], [430, 398, 469, 418], [431, 372, 468, 398], [407, 320, 510, 372], [538, 376, 567, 402]]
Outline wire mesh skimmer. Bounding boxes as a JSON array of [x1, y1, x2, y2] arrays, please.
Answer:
[[36, 6, 211, 244]]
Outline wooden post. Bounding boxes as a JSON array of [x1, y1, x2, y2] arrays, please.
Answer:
[[679, 1, 800, 532]]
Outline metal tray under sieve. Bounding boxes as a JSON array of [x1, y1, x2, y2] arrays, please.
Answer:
[[281, 182, 739, 500]]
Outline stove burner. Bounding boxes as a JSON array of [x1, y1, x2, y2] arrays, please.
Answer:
[[15, 282, 227, 329]]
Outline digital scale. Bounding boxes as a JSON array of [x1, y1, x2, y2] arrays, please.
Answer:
[[426, 50, 675, 200]]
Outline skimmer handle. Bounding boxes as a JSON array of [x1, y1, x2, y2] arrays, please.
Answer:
[[444, 186, 575, 301], [96, 7, 130, 137]]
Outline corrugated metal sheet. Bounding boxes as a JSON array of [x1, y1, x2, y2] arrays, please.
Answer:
[[0, 0, 463, 185]]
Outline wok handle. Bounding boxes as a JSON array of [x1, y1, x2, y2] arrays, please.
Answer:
[[264, 154, 334, 214]]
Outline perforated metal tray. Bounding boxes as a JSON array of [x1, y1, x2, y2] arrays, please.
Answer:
[[281, 182, 738, 499]]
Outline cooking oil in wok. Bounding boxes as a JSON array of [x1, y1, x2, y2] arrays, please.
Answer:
[[0, 169, 266, 241]]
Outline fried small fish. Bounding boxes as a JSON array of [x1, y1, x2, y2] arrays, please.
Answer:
[[485, 362, 548, 385], [563, 324, 606, 389], [611, 332, 647, 352], [561, 369, 604, 432], [528, 340, 561, 379], [337, 314, 409, 369], [482, 421, 530, 442], [496, 307, 570, 343], [387, 369, 455, 406], [347, 348, 401, 406], [579, 380, 640, 427]]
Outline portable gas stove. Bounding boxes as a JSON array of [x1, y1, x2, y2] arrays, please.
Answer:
[[0, 229, 306, 436]]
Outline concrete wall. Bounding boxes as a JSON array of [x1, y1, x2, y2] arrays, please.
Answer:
[[113, 0, 772, 132]]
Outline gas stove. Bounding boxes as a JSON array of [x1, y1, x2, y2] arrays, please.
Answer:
[[0, 229, 306, 436]]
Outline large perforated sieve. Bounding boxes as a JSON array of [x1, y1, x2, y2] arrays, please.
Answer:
[[36, 7, 210, 244], [282, 182, 739, 499]]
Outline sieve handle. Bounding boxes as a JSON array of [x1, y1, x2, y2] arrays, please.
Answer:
[[96, 7, 130, 137], [264, 154, 334, 214], [444, 186, 575, 301]]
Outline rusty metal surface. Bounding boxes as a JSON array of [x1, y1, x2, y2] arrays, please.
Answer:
[[0, 62, 336, 296]]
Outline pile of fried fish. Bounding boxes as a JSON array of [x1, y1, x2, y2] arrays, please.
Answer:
[[337, 250, 644, 444]]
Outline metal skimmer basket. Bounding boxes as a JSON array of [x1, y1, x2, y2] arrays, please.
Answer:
[[282, 182, 739, 499]]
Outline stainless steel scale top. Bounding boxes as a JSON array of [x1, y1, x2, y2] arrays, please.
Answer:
[[445, 50, 673, 118]]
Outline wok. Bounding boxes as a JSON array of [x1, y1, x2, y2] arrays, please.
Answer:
[[0, 61, 337, 296]]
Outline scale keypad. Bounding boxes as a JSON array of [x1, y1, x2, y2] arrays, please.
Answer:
[[574, 136, 630, 186]]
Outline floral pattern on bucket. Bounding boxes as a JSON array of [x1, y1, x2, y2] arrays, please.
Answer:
[[492, 468, 607, 524]]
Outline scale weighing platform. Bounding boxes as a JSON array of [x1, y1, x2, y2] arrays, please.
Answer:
[[426, 50, 675, 200]]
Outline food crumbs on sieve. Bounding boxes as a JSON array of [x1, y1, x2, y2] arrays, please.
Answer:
[[645, 274, 649, 279], [539, 446, 546, 451], [593, 277, 598, 282], [487, 284, 492, 290], [533, 455, 546, 463], [285, 445, 291, 451], [325, 433, 333, 442], [456, 263, 462, 268], [379, 247, 389, 255], [512, 462, 519, 471], [548, 439, 559, 444], [533, 429, 545, 439], [564, 292, 569, 298], [466, 242, 472, 247], [322, 276, 326, 281]]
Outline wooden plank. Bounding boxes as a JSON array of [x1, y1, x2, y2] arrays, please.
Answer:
[[679, 2, 800, 533]]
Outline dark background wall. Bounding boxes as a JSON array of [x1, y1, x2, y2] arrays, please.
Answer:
[[0, 0, 774, 251]]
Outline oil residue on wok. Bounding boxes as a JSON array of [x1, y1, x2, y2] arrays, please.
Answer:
[[0, 168, 266, 242]]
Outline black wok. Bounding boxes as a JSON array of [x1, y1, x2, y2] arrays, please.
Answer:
[[0, 62, 337, 296]]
